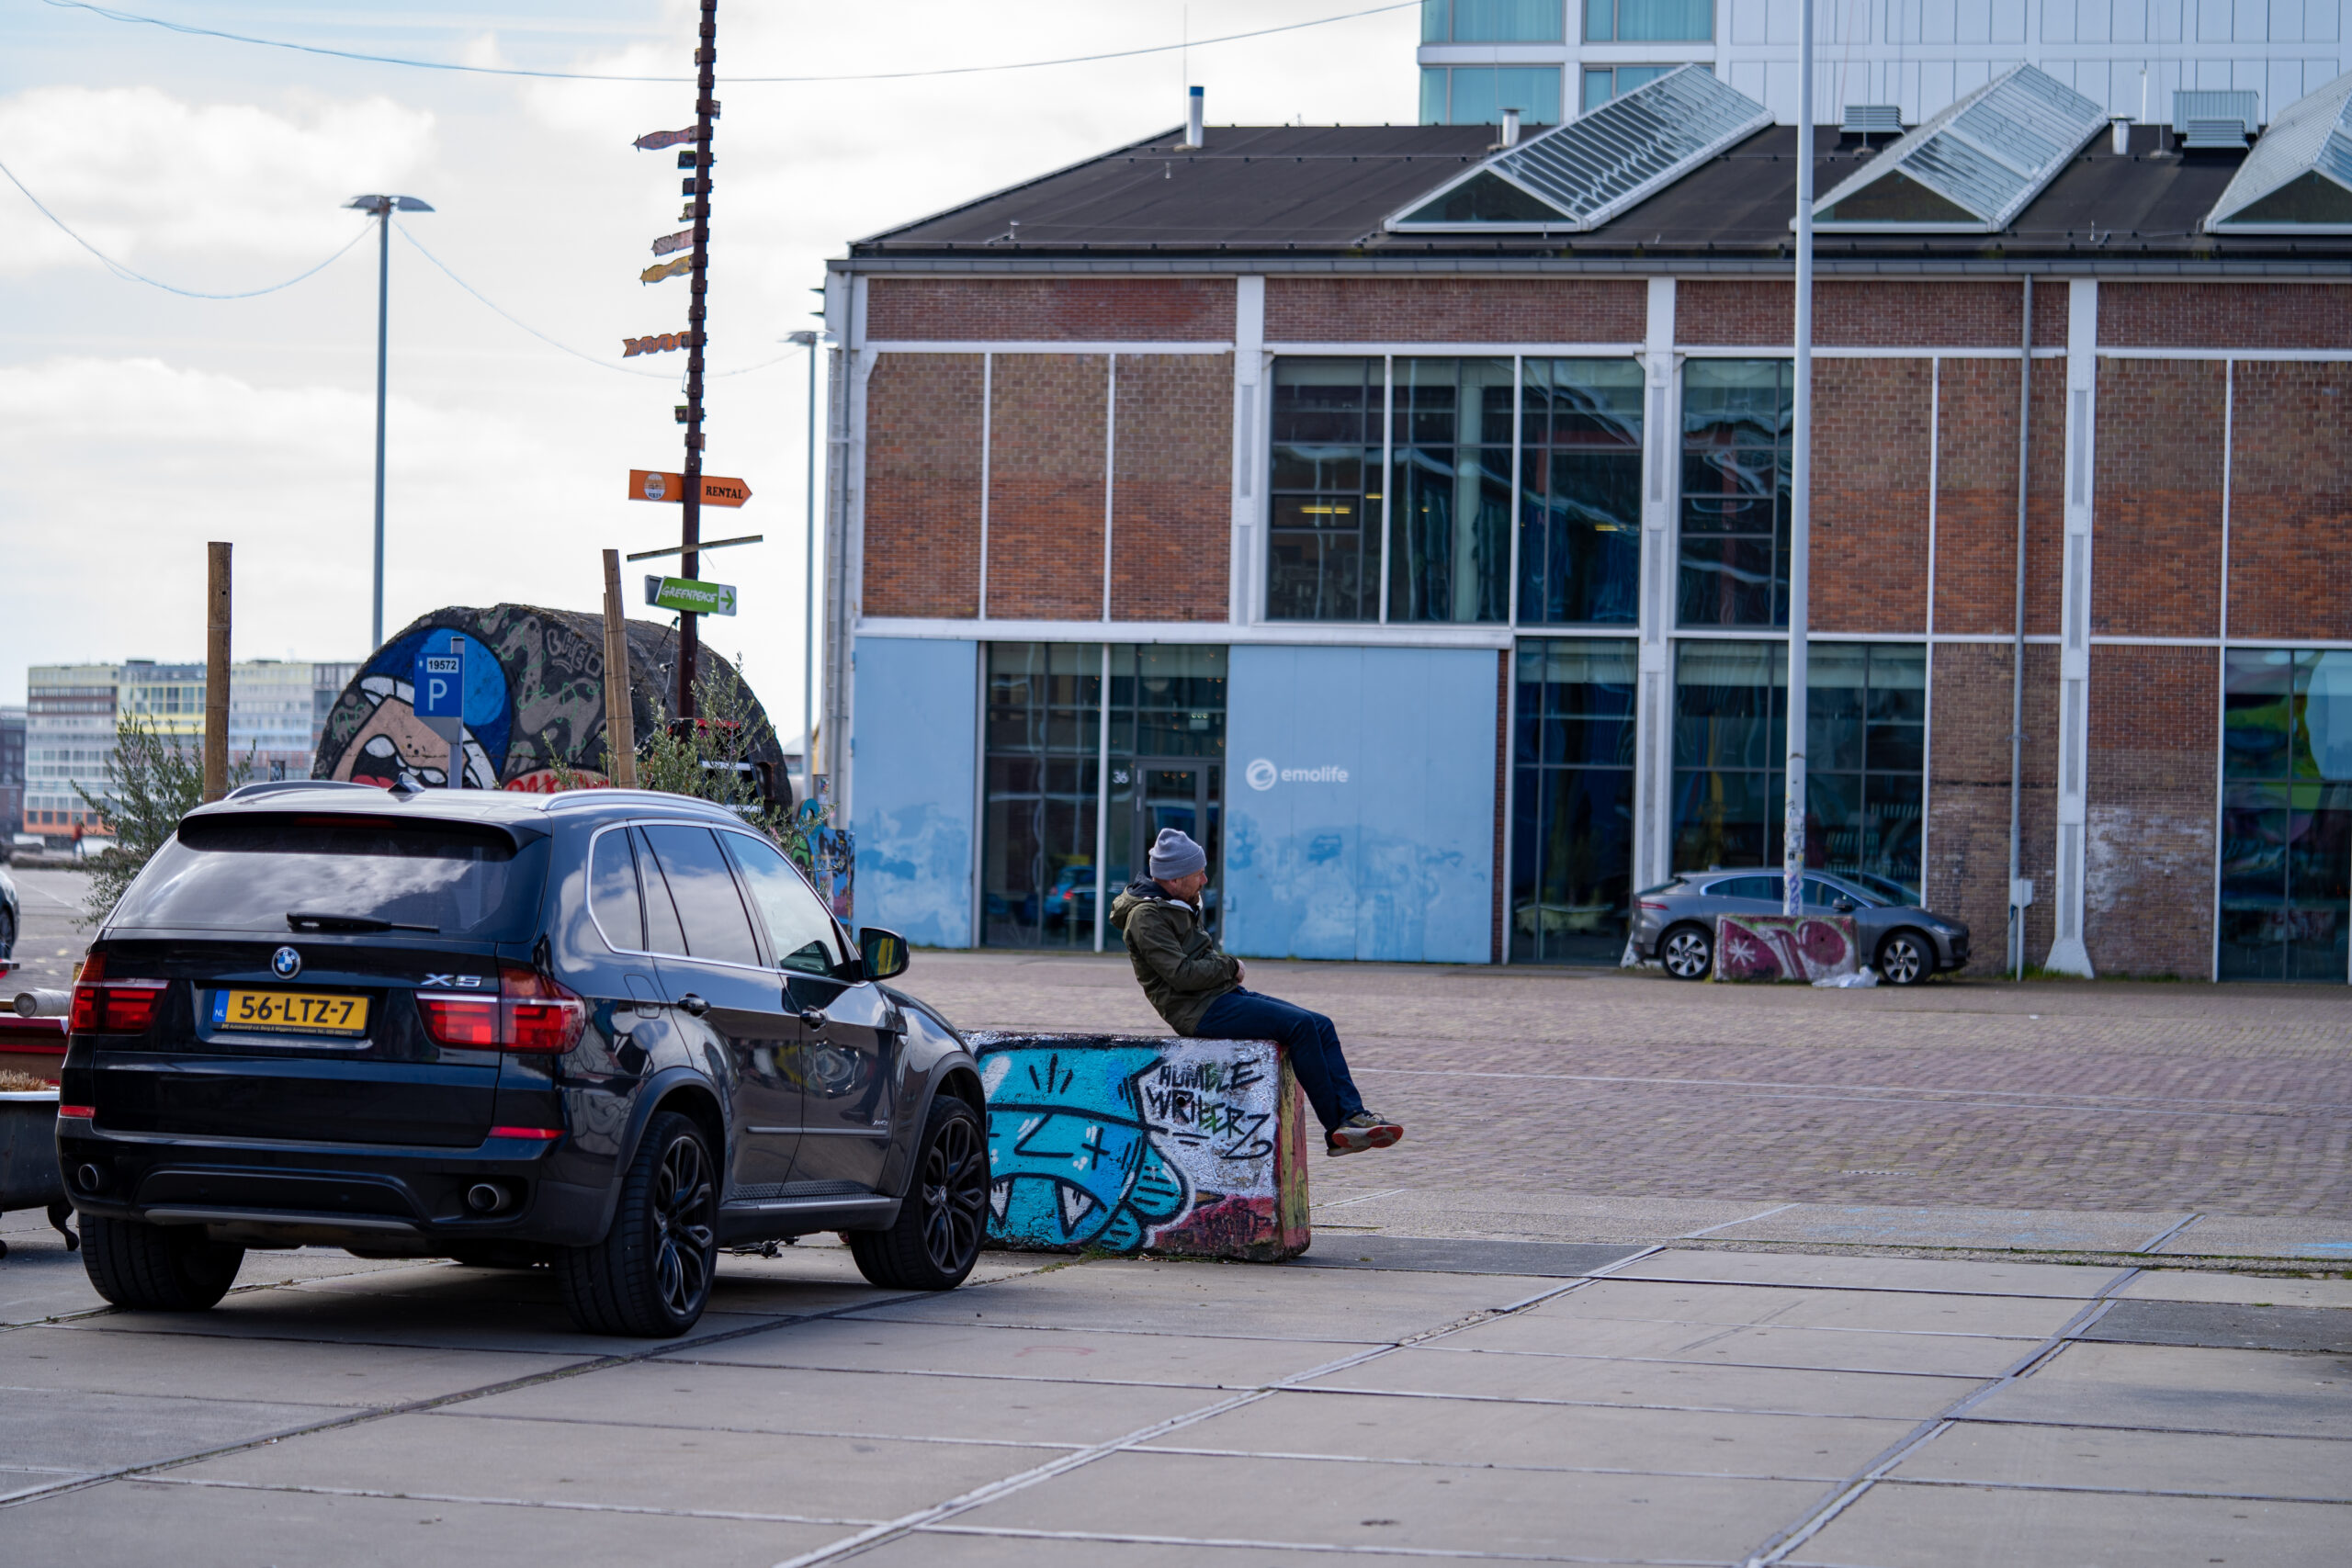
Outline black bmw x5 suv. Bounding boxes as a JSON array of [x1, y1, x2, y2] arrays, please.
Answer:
[[57, 781, 989, 1337]]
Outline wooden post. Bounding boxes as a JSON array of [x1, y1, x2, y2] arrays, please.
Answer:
[[601, 549, 639, 787], [203, 542, 232, 802]]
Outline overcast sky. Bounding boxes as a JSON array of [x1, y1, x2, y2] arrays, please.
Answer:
[[0, 0, 1422, 724]]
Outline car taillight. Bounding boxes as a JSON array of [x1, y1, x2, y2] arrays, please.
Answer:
[[57, 1104, 96, 1120], [418, 995, 499, 1047], [500, 964, 586, 1055], [71, 974, 166, 1034], [1638, 900, 1670, 911]]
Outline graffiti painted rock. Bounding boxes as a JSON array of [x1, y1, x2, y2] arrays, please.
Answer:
[[971, 1033, 1310, 1262], [1715, 915, 1860, 983]]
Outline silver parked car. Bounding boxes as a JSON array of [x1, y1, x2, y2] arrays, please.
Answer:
[[1629, 869, 1969, 985]]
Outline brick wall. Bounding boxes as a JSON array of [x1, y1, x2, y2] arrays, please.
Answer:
[[2099, 283, 2352, 349], [1108, 355, 1231, 621], [2091, 359, 2224, 638], [1264, 278, 1644, 342], [868, 278, 1235, 342], [1814, 357, 1929, 633], [2086, 645, 2217, 978], [864, 354, 982, 618], [1925, 641, 2061, 968], [987, 355, 1109, 620], [1676, 280, 2054, 347], [1928, 358, 2069, 637], [2227, 360, 2352, 641]]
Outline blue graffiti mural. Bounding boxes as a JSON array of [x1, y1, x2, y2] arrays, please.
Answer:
[[980, 1043, 1190, 1251]]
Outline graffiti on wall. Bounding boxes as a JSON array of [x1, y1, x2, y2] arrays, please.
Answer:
[[972, 1033, 1309, 1261], [784, 780, 855, 924], [1714, 915, 1860, 982]]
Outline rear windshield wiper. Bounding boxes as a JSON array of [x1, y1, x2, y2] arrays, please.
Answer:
[[287, 911, 440, 934]]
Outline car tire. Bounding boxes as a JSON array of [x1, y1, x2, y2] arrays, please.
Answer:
[[846, 1095, 988, 1292], [1659, 923, 1713, 981], [79, 1215, 243, 1312], [0, 905, 14, 960], [557, 1110, 718, 1337], [1876, 930, 1934, 987]]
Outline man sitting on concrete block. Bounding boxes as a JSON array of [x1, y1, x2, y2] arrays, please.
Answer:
[[1109, 827, 1404, 1158]]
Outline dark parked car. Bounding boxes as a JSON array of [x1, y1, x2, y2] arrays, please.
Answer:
[[1, 863, 17, 964], [1628, 868, 1969, 985], [56, 781, 989, 1337]]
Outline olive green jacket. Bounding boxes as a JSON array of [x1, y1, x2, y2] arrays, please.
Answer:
[[1106, 878, 1239, 1035]]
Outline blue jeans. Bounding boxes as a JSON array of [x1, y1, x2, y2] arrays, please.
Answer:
[[1192, 987, 1366, 1134]]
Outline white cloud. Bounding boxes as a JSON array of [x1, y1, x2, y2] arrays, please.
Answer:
[[0, 85, 436, 275]]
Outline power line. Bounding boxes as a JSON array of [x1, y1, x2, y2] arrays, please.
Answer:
[[36, 0, 1418, 85], [0, 154, 371, 298]]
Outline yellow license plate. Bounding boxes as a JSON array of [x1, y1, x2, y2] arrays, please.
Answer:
[[212, 988, 370, 1037]]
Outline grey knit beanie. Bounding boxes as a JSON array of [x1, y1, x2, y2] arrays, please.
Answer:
[[1148, 827, 1207, 880]]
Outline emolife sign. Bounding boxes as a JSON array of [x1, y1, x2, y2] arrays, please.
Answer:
[[1243, 758, 1350, 791]]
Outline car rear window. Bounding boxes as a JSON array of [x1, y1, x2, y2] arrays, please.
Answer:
[[109, 815, 549, 941]]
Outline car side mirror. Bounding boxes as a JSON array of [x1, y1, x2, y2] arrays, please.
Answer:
[[1832, 898, 1857, 913], [858, 926, 909, 982]]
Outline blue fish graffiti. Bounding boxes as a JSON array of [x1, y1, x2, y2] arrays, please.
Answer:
[[979, 1043, 1190, 1252]]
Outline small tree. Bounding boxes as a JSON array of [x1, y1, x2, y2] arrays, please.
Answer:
[[75, 717, 253, 928], [612, 665, 797, 842]]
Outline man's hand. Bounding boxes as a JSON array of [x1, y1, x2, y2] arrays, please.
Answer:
[[1234, 959, 1247, 983]]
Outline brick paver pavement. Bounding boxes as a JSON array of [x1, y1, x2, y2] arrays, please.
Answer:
[[905, 951, 2352, 1219]]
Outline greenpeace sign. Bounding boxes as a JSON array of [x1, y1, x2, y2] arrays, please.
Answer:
[[1243, 758, 1350, 791]]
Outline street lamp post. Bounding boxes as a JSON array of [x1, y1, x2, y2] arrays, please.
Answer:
[[1782, 8, 1815, 917], [343, 194, 434, 652], [786, 329, 822, 808]]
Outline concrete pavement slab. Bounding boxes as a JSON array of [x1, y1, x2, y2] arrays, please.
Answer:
[[1, 1322, 587, 1404], [1134, 1386, 1912, 1477], [2155, 1212, 2352, 1260], [0, 1475, 845, 1568], [1308, 1188, 1784, 1244], [2118, 1270, 2352, 1308], [861, 1534, 1485, 1568], [1284, 1235, 1644, 1276], [1305, 1343, 1975, 1419], [456, 1359, 1214, 1446], [171, 1407, 1029, 1522], [1, 1464, 91, 1503], [1619, 1249, 2129, 1298], [846, 1256, 1555, 1341], [953, 1447, 1825, 1561], [1890, 1421, 2352, 1501], [0, 1236, 422, 1327], [1792, 1481, 2346, 1567], [0, 1387, 347, 1472], [1702, 1203, 2191, 1252], [673, 1316, 1381, 1388], [1425, 1320, 2037, 1377], [1963, 1340, 2352, 1438], [1498, 1278, 2087, 1337], [2084, 1299, 2352, 1353]]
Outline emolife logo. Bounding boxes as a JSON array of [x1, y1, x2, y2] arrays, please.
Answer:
[[1244, 758, 1349, 791]]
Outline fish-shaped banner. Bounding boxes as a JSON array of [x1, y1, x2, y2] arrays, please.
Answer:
[[639, 257, 691, 285], [650, 228, 695, 257], [633, 128, 696, 150], [623, 333, 693, 357]]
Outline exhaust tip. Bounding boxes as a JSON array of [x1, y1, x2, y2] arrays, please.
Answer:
[[74, 1163, 106, 1193], [465, 1182, 511, 1214]]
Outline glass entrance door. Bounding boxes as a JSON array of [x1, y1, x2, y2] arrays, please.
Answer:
[[1108, 760, 1223, 937]]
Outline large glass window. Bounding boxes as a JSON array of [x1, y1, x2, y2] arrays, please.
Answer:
[[1680, 359, 1792, 628], [1420, 67, 1565, 127], [1581, 63, 1675, 112], [1270, 359, 1380, 622], [1427, 0, 1565, 40], [1585, 0, 1713, 41], [1672, 640, 1926, 893], [1392, 357, 1514, 624], [1521, 359, 1643, 626], [1512, 639, 1637, 964], [984, 644, 1228, 949], [2219, 649, 2352, 981]]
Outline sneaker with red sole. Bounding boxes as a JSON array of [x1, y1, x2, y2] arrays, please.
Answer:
[[1326, 1111, 1403, 1156]]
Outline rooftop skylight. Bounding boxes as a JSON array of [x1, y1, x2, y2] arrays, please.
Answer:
[[2206, 69, 2352, 232], [1386, 65, 1770, 234], [1811, 64, 2109, 231]]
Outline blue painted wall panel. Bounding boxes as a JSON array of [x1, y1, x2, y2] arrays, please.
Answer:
[[850, 637, 977, 948], [1223, 645, 1498, 964]]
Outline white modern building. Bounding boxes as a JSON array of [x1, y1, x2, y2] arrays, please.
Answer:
[[1418, 0, 2346, 126]]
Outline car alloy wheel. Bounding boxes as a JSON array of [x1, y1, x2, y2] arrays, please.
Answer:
[[1877, 931, 1930, 987], [919, 1110, 988, 1278], [559, 1109, 719, 1337], [651, 1130, 717, 1321], [1660, 925, 1713, 981]]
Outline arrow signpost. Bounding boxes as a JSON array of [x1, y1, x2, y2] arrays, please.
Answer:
[[413, 632, 465, 787], [628, 469, 750, 507], [645, 575, 737, 617]]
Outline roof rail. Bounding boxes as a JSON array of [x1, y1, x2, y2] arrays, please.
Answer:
[[221, 780, 384, 801], [538, 788, 741, 817]]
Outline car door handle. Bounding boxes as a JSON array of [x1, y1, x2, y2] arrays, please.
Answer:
[[678, 993, 709, 1018], [798, 1008, 829, 1029]]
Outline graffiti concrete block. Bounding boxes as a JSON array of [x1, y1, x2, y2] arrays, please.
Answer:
[[971, 1033, 1311, 1262], [1714, 915, 1860, 983]]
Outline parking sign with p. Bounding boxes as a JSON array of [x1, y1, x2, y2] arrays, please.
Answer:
[[412, 636, 466, 783]]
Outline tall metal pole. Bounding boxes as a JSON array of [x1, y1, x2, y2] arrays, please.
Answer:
[[204, 542, 232, 803], [370, 204, 390, 652], [802, 338, 818, 806], [1782, 0, 1815, 916], [2008, 276, 2034, 979], [676, 0, 719, 723]]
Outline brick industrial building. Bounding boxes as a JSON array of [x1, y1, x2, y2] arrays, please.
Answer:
[[821, 66, 2352, 983]]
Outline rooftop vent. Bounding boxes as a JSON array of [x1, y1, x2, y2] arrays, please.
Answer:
[[2173, 89, 2259, 140], [2183, 117, 2250, 150], [1811, 63, 2109, 231], [1182, 85, 1204, 149], [1387, 64, 1770, 233], [2205, 68, 2352, 232], [1500, 107, 1521, 148], [1841, 104, 1904, 136]]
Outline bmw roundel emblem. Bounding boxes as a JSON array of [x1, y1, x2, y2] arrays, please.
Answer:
[[271, 946, 303, 980]]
